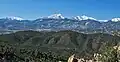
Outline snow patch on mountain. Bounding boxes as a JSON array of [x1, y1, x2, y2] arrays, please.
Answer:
[[4, 16, 24, 20], [111, 18, 120, 22], [47, 14, 65, 19], [73, 15, 97, 21], [98, 20, 108, 22], [73, 16, 82, 20]]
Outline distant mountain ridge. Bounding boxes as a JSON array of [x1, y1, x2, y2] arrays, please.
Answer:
[[2, 16, 24, 20], [0, 14, 120, 33]]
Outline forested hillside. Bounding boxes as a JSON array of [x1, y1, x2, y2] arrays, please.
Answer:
[[0, 30, 120, 62]]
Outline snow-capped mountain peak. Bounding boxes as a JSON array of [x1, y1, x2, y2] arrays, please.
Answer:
[[81, 15, 97, 20], [73, 15, 97, 21], [47, 14, 65, 19], [111, 18, 120, 22], [73, 16, 82, 20], [4, 16, 24, 20]]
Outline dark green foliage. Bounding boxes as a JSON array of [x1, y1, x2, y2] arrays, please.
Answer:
[[0, 30, 119, 62], [0, 42, 68, 62]]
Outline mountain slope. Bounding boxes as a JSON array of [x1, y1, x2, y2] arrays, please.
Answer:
[[0, 30, 120, 57]]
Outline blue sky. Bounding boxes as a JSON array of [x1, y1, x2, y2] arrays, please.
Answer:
[[0, 0, 120, 20]]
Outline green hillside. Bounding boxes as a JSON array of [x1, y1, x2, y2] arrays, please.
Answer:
[[0, 30, 120, 62]]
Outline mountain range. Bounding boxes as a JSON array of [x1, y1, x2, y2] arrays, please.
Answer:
[[0, 14, 120, 34]]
